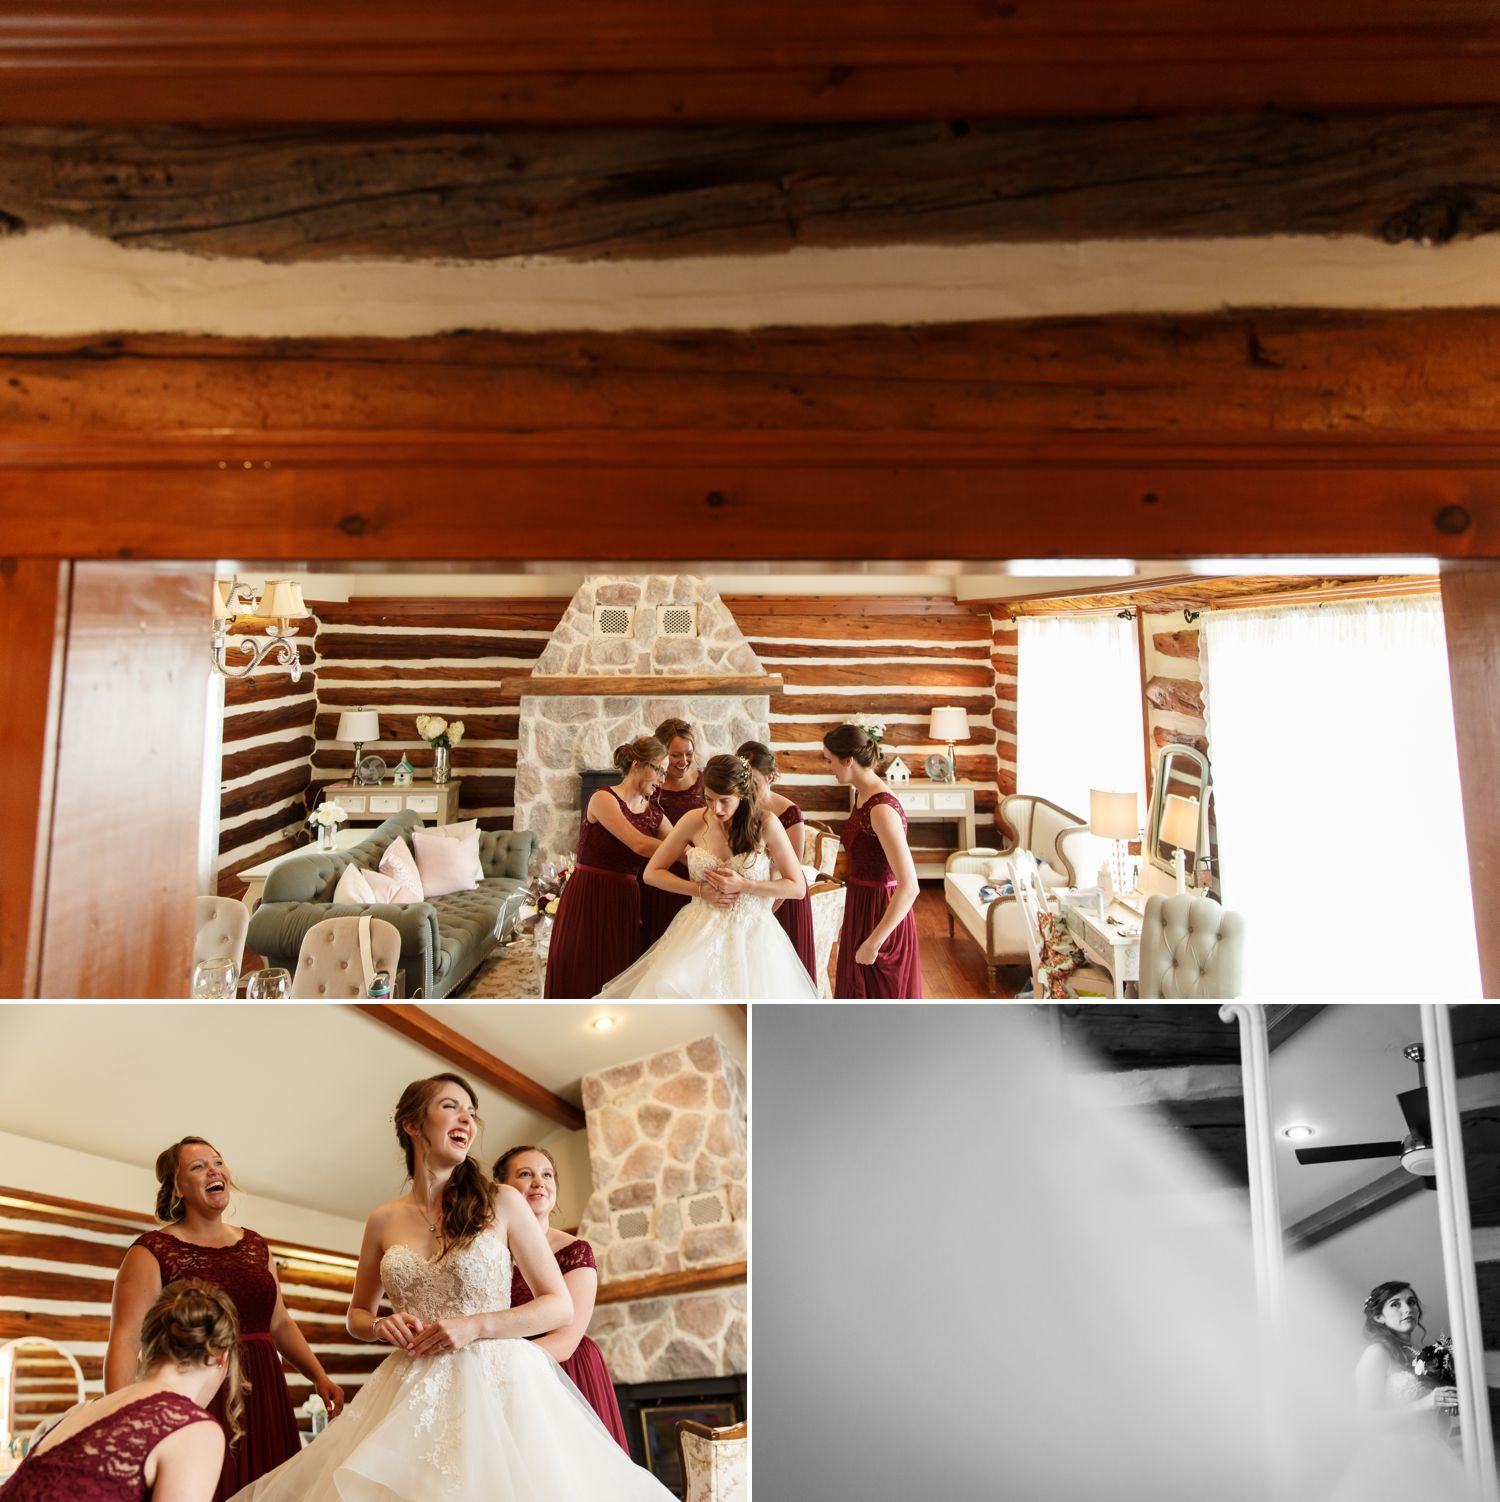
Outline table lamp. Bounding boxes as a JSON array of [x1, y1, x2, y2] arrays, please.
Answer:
[[928, 706, 970, 782], [1090, 788, 1138, 895], [1159, 792, 1201, 893], [336, 708, 381, 778]]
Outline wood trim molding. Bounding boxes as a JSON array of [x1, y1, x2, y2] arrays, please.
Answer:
[[503, 674, 782, 697], [351, 1003, 587, 1131], [596, 1259, 747, 1306], [1284, 1166, 1426, 1252]]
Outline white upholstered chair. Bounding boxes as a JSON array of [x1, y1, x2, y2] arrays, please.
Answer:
[[1137, 894, 1246, 999], [677, 1420, 747, 1502], [290, 915, 403, 999], [194, 896, 250, 971]]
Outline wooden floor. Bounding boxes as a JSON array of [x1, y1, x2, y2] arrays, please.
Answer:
[[825, 886, 1024, 1000]]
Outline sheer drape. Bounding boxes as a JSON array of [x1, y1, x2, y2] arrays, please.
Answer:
[[1203, 596, 1478, 997], [1016, 613, 1147, 828]]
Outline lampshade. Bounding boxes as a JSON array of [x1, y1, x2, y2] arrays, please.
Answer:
[[928, 706, 971, 742], [336, 710, 380, 744], [1160, 792, 1201, 852], [1090, 789, 1138, 841], [260, 578, 310, 619], [211, 579, 235, 622]]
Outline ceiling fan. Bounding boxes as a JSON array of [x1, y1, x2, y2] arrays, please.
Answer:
[[1293, 1043, 1437, 1188]]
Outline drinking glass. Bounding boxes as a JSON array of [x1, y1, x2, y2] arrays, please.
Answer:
[[191, 956, 238, 999], [245, 966, 292, 1000]]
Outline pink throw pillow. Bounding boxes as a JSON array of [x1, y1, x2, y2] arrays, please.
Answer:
[[378, 837, 425, 902], [413, 826, 480, 898], [334, 863, 406, 905], [427, 819, 485, 880]]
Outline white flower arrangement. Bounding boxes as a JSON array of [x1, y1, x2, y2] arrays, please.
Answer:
[[309, 800, 349, 829], [415, 714, 465, 749]]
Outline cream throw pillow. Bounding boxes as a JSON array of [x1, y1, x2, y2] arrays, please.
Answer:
[[413, 826, 480, 898], [332, 863, 405, 905], [378, 837, 425, 902]]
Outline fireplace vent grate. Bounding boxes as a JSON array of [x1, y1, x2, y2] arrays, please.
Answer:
[[593, 605, 635, 637], [657, 604, 698, 637], [679, 1187, 733, 1228], [610, 1205, 655, 1242]]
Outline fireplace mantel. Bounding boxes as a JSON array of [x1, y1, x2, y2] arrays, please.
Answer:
[[502, 673, 781, 697]]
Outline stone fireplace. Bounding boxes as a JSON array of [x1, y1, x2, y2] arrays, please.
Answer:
[[579, 1034, 747, 1384], [510, 575, 776, 866]]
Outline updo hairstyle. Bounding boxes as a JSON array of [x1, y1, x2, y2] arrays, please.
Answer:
[[702, 753, 765, 857], [139, 1278, 245, 1444], [735, 741, 779, 780], [612, 735, 666, 776], [392, 1073, 496, 1259], [822, 723, 886, 775], [153, 1136, 234, 1224]]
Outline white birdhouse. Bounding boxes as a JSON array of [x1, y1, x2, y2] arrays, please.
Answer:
[[887, 756, 911, 784], [393, 756, 415, 787]]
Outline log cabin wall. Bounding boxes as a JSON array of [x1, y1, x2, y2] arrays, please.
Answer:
[[1140, 611, 1209, 794], [216, 613, 322, 898], [0, 1191, 374, 1434]]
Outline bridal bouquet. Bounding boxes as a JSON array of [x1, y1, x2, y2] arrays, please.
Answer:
[[415, 714, 465, 749], [1412, 1336, 1455, 1389], [520, 864, 573, 928]]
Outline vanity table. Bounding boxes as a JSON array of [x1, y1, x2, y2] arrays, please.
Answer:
[[1063, 898, 1142, 998]]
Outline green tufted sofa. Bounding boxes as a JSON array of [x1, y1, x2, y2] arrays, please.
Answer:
[[246, 811, 536, 998]]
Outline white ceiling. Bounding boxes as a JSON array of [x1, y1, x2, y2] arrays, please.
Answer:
[[0, 1003, 743, 1225]]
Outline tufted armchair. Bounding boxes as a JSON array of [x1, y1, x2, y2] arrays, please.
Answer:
[[194, 896, 250, 972], [1137, 893, 1246, 999], [290, 915, 403, 998], [247, 811, 537, 998], [678, 1420, 747, 1502]]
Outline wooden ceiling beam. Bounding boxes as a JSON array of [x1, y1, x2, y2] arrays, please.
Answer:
[[352, 1002, 587, 1132], [10, 4, 1500, 124], [1285, 1165, 1426, 1251]]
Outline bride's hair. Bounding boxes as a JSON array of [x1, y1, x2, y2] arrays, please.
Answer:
[[1361, 1280, 1424, 1361], [393, 1073, 497, 1259], [703, 753, 764, 857]]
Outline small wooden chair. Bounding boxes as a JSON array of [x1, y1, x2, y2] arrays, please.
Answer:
[[677, 1419, 748, 1502]]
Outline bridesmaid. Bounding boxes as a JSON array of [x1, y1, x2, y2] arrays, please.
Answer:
[[492, 1145, 630, 1452], [6, 1279, 237, 1502], [105, 1136, 345, 1502], [736, 739, 817, 984], [640, 717, 705, 945], [545, 737, 670, 998], [822, 723, 923, 998]]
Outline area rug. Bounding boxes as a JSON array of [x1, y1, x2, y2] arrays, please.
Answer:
[[461, 935, 543, 998]]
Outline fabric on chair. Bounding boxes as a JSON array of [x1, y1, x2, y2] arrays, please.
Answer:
[[678, 1422, 747, 1502], [1138, 893, 1247, 999], [290, 915, 403, 998], [194, 896, 249, 969]]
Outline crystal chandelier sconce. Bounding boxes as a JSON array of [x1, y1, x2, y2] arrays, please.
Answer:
[[211, 578, 310, 682]]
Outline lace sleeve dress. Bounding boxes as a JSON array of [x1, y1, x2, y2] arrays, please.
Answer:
[[835, 791, 923, 999]]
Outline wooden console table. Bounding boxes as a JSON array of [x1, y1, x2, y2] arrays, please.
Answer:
[[321, 778, 461, 824], [848, 780, 978, 880]]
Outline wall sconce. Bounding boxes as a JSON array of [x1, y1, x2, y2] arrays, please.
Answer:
[[211, 578, 309, 682]]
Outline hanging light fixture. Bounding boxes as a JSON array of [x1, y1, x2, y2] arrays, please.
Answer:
[[211, 577, 310, 682]]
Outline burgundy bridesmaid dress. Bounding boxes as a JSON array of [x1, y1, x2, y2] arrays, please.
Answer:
[[511, 1238, 630, 1452], [130, 1230, 301, 1502], [774, 802, 818, 983], [639, 774, 704, 946], [0, 1390, 216, 1502], [545, 789, 660, 998], [834, 790, 923, 999]]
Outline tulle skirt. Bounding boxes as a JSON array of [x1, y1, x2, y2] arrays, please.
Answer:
[[834, 881, 922, 999], [234, 1337, 671, 1501], [597, 894, 818, 999], [561, 1336, 630, 1452]]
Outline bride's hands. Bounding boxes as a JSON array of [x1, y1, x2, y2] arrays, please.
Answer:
[[409, 1315, 481, 1357], [708, 866, 750, 896], [697, 872, 739, 908], [1427, 1386, 1459, 1412], [371, 1311, 425, 1350]]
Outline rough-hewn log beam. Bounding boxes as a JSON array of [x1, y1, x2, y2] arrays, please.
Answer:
[[9, 5, 1500, 125], [9, 111, 1500, 261], [1285, 1165, 1425, 1251], [596, 1260, 747, 1306]]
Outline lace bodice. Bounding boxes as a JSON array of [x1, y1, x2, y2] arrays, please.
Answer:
[[686, 845, 773, 915], [3, 1392, 213, 1502], [133, 1228, 279, 1333], [576, 790, 659, 877], [381, 1226, 513, 1324], [841, 791, 908, 882]]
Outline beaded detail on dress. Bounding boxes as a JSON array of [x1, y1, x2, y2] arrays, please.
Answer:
[[841, 792, 907, 882], [133, 1229, 278, 1332]]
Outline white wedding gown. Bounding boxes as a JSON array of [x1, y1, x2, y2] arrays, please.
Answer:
[[597, 846, 817, 999], [236, 1226, 674, 1501]]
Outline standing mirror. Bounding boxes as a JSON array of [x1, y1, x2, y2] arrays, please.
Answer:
[[1145, 743, 1220, 898], [0, 1336, 85, 1462]]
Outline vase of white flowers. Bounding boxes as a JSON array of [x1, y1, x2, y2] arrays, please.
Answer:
[[308, 799, 348, 851], [415, 714, 465, 785]]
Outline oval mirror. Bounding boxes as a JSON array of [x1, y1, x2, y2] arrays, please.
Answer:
[[0, 1337, 86, 1459], [1145, 743, 1219, 898]]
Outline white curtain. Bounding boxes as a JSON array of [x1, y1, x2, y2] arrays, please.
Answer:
[[1016, 613, 1147, 829], [1203, 596, 1479, 997]]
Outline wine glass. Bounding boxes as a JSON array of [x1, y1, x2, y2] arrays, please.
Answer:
[[245, 967, 292, 1000], [191, 956, 238, 999]]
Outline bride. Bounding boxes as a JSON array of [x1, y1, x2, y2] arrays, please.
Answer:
[[598, 753, 818, 998], [236, 1073, 675, 1501]]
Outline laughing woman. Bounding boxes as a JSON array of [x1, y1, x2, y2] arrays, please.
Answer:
[[822, 723, 922, 998], [105, 1136, 345, 1502], [494, 1145, 630, 1451]]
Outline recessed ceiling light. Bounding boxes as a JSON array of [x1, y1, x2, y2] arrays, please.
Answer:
[[591, 1016, 617, 1032], [1282, 1124, 1316, 1141]]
